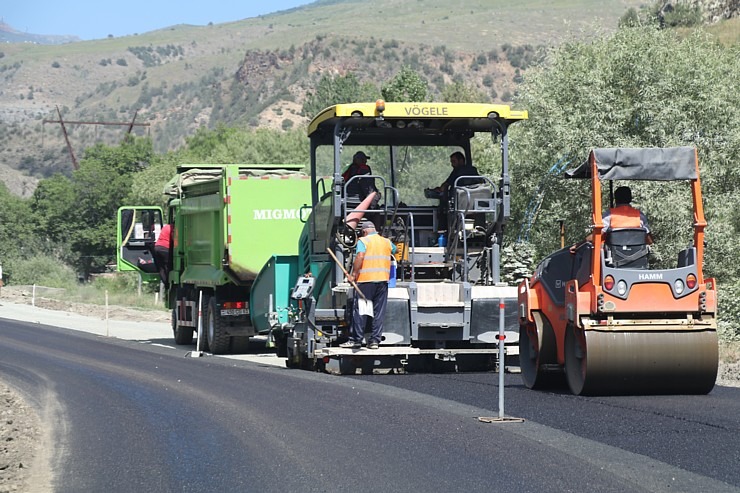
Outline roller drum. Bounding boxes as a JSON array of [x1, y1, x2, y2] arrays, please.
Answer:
[[520, 312, 561, 389], [565, 328, 718, 396]]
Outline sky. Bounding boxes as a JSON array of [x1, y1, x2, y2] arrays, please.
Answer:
[[2, 0, 313, 40]]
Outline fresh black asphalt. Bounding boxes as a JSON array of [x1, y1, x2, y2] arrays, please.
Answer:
[[2, 318, 739, 492]]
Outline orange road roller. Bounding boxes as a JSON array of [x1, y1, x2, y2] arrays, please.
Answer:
[[518, 147, 718, 395]]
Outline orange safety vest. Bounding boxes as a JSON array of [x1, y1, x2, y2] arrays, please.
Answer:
[[608, 205, 641, 229], [357, 234, 392, 283]]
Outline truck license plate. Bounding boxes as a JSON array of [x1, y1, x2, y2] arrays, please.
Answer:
[[220, 309, 249, 316]]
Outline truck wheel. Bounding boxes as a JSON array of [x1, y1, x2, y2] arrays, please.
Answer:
[[207, 297, 231, 355], [172, 308, 193, 345]]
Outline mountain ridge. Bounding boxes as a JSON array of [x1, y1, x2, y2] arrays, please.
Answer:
[[0, 21, 81, 44], [1, 0, 735, 198]]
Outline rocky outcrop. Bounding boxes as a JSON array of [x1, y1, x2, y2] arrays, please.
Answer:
[[694, 0, 739, 21], [666, 0, 739, 23]]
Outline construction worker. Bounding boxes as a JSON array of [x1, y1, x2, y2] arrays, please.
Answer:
[[342, 221, 396, 349], [153, 223, 172, 284], [342, 151, 375, 196], [603, 186, 653, 244], [425, 151, 483, 230], [342, 151, 381, 229], [433, 151, 482, 194]]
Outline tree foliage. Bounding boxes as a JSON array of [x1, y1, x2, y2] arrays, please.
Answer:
[[302, 73, 379, 117], [619, 1, 704, 29], [29, 173, 78, 267], [180, 125, 310, 166], [44, 136, 157, 278], [510, 25, 739, 332], [381, 66, 430, 102], [440, 81, 487, 103], [0, 183, 43, 283]]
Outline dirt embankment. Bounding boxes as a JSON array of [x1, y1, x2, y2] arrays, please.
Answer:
[[0, 381, 43, 493]]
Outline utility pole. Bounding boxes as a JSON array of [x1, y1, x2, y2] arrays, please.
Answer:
[[43, 106, 150, 170]]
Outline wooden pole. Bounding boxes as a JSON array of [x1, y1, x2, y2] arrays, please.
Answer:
[[326, 248, 366, 300]]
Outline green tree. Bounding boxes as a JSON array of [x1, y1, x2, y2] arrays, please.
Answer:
[[126, 153, 179, 209], [125, 126, 315, 224], [510, 26, 739, 283], [624, 1, 704, 29], [618, 8, 641, 28], [302, 73, 379, 117], [83, 135, 154, 174], [381, 66, 430, 102], [181, 125, 310, 166], [29, 173, 77, 265], [0, 183, 43, 283], [69, 136, 156, 277], [441, 81, 487, 103]]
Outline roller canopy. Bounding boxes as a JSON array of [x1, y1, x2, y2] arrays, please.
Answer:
[[566, 147, 698, 181]]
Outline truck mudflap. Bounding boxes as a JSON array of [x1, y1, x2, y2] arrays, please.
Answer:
[[176, 299, 198, 328]]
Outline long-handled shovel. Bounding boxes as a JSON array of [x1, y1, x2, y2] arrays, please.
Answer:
[[326, 248, 366, 301]]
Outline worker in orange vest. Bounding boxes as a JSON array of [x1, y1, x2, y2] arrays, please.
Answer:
[[342, 221, 396, 349], [603, 186, 653, 244]]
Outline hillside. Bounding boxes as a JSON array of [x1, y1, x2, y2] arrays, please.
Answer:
[[2, 0, 735, 196], [0, 21, 80, 45]]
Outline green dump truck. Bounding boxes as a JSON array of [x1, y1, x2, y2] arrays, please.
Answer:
[[117, 164, 311, 354]]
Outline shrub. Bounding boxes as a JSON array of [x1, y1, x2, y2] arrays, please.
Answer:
[[619, 8, 641, 28], [51, 61, 61, 68], [90, 271, 141, 293], [10, 255, 78, 289], [662, 4, 703, 27], [718, 280, 740, 343]]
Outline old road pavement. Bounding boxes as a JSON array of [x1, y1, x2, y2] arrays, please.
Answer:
[[2, 314, 740, 492]]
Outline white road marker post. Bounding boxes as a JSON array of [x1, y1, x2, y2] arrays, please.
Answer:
[[32, 284, 36, 307], [105, 290, 109, 337], [498, 297, 506, 418], [192, 290, 204, 357], [477, 295, 524, 424]]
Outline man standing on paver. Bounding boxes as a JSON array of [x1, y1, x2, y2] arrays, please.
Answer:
[[342, 221, 396, 349]]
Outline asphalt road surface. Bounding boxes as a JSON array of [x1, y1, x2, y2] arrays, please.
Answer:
[[2, 318, 739, 493]]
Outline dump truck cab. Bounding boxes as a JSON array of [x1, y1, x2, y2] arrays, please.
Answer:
[[279, 100, 528, 372], [117, 164, 311, 354], [518, 147, 718, 395]]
